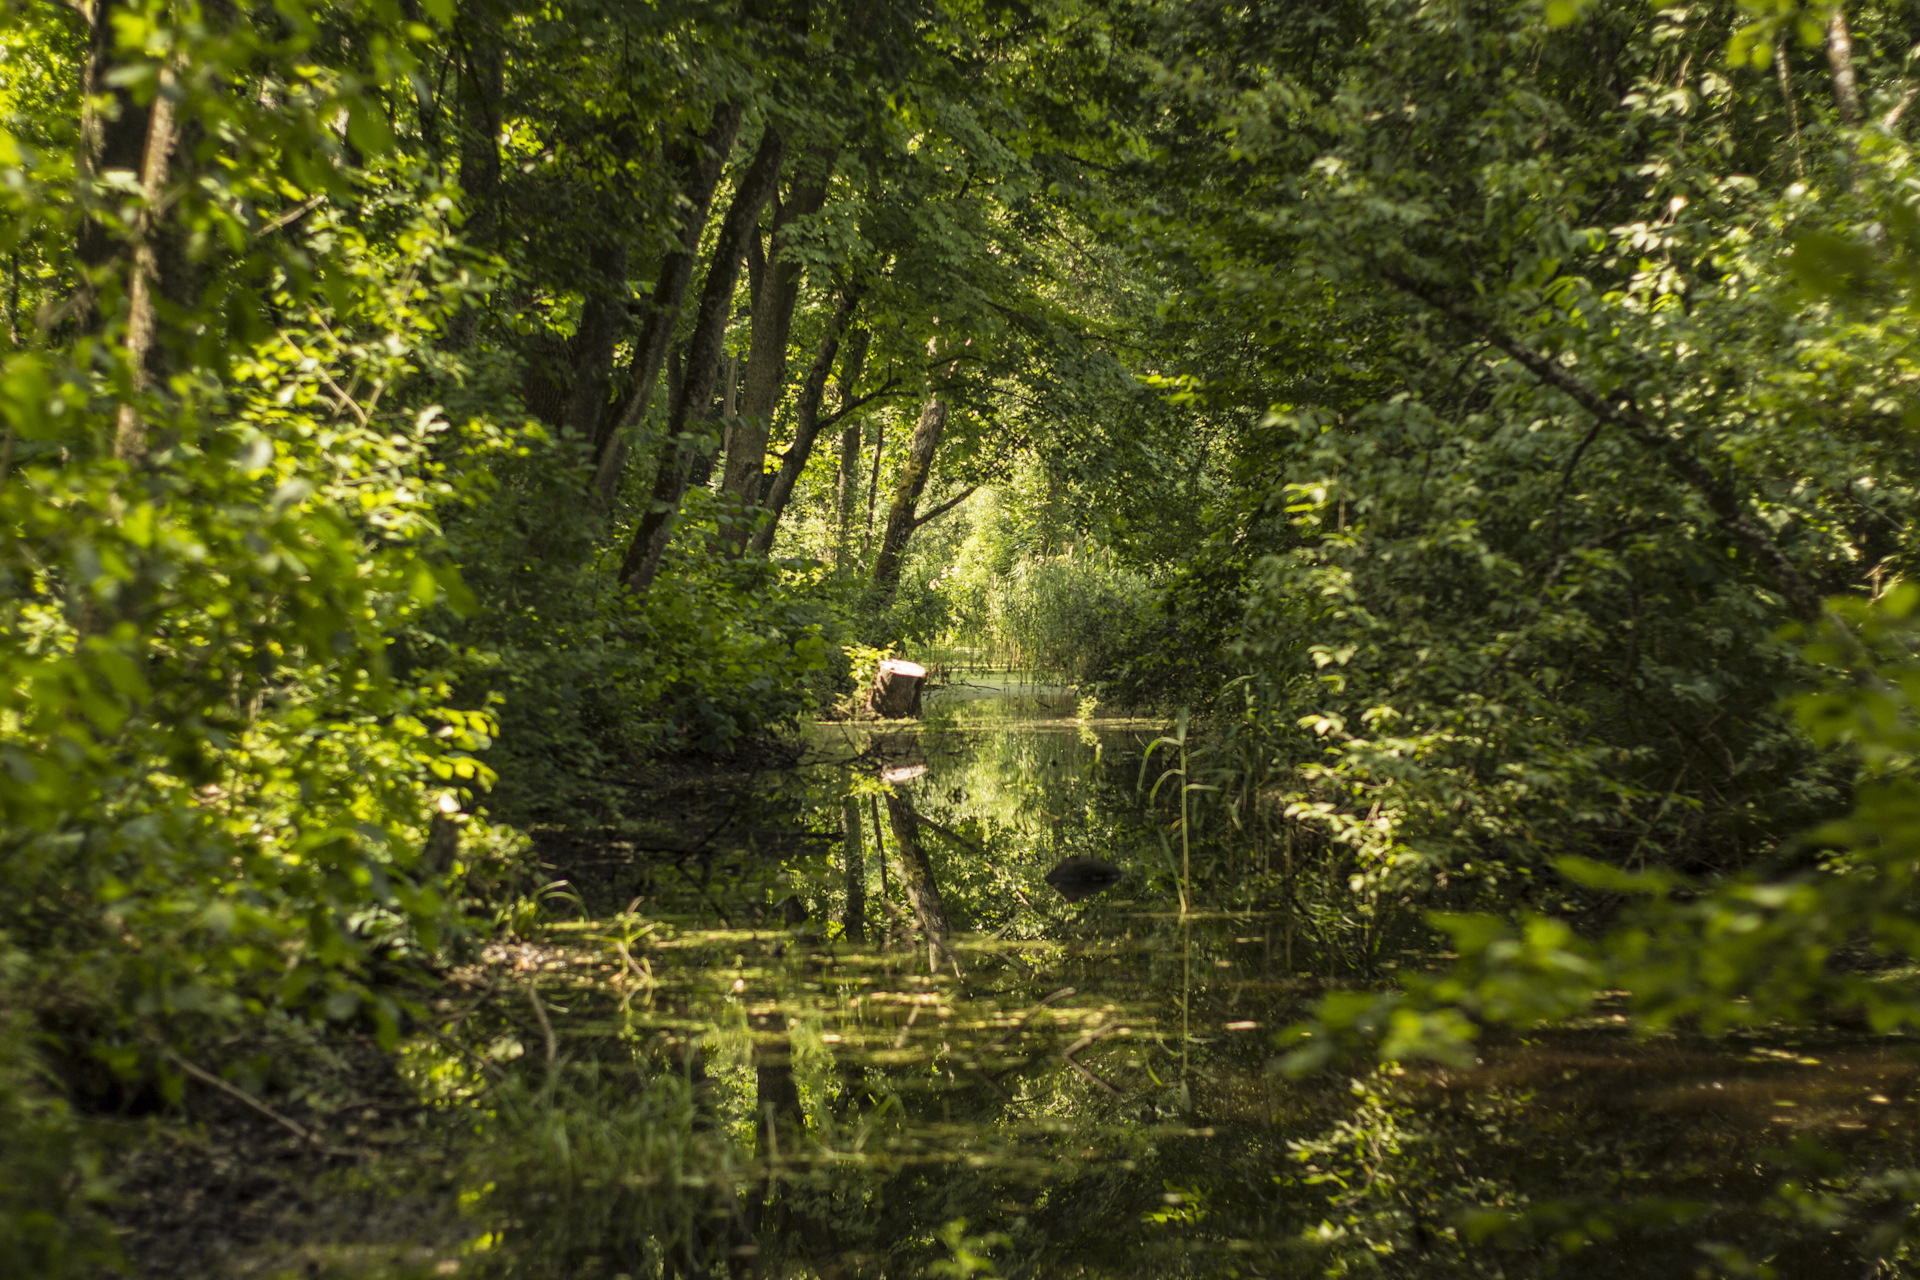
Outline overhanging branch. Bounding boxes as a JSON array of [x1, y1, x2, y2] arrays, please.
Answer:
[[1383, 271, 1823, 621], [912, 485, 979, 531]]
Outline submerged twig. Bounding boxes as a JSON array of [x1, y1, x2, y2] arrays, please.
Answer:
[[1061, 1024, 1123, 1096], [526, 977, 558, 1068], [167, 1051, 368, 1157]]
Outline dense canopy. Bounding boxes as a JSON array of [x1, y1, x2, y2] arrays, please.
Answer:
[[11, 0, 1920, 1274]]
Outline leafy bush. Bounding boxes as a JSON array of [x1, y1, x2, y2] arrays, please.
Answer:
[[0, 953, 115, 1280], [443, 471, 837, 828], [933, 485, 1154, 681]]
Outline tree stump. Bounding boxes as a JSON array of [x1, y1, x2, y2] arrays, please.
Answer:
[[867, 658, 927, 719]]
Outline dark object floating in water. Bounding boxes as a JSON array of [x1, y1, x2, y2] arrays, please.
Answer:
[[1045, 856, 1122, 903]]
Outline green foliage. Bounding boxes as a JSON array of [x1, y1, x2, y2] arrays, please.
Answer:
[[19, 0, 1920, 1270], [0, 0, 499, 1059], [464, 1065, 739, 1279], [1280, 583, 1920, 1103], [444, 466, 835, 827], [914, 482, 1155, 683], [0, 955, 116, 1280]]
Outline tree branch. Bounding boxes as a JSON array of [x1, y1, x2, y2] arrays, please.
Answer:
[[911, 485, 979, 531], [815, 377, 903, 431], [1383, 271, 1823, 621], [258, 194, 326, 238]]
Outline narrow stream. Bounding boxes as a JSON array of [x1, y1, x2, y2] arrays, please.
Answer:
[[456, 677, 1915, 1277]]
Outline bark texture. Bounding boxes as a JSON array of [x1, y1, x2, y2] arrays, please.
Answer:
[[446, 2, 504, 350], [76, 0, 150, 331], [833, 327, 873, 564], [561, 241, 630, 439], [112, 67, 177, 464], [721, 147, 839, 508], [1827, 4, 1862, 126], [862, 418, 885, 555], [867, 659, 926, 719]]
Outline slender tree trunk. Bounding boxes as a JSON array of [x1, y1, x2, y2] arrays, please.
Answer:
[[562, 240, 630, 440], [693, 351, 738, 489], [76, 0, 150, 333], [721, 148, 839, 525], [619, 125, 787, 594], [842, 797, 866, 944], [1777, 41, 1806, 180], [113, 67, 177, 465], [833, 328, 872, 566], [588, 101, 745, 503], [749, 287, 861, 554], [861, 420, 885, 557], [1827, 4, 1862, 126], [883, 794, 955, 974], [870, 397, 948, 606], [447, 2, 504, 350]]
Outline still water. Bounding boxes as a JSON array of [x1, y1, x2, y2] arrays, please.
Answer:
[[484, 677, 1913, 1278]]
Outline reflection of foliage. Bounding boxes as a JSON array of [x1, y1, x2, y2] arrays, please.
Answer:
[[466, 1066, 741, 1278], [931, 1218, 1013, 1278], [0, 961, 116, 1279]]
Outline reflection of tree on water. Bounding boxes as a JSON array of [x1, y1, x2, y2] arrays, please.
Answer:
[[840, 797, 866, 945], [881, 792, 958, 975], [466, 691, 1914, 1280]]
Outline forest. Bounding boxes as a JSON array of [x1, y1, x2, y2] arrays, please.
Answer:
[[10, 0, 1920, 1274]]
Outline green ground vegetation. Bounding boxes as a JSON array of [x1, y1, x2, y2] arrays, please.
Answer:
[[12, 0, 1920, 1273]]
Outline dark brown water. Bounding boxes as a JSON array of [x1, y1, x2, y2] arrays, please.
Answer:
[[423, 677, 1920, 1279]]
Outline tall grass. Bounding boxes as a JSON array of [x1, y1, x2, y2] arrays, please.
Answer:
[[937, 544, 1152, 683]]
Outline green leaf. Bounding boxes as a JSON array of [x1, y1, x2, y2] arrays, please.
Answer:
[[1544, 0, 1588, 26], [0, 355, 54, 439], [346, 100, 395, 157]]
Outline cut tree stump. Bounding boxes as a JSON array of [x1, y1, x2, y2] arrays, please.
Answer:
[[867, 659, 927, 719]]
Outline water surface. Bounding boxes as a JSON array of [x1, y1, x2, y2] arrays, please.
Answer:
[[472, 675, 1914, 1278]]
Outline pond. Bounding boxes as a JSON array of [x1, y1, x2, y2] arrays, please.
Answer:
[[460, 675, 1920, 1278]]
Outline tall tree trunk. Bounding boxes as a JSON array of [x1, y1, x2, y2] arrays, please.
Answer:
[[618, 125, 787, 594], [720, 147, 839, 534], [562, 240, 630, 440], [447, 1, 504, 350], [76, 0, 151, 333], [861, 420, 885, 557], [588, 101, 745, 503], [1827, 4, 1862, 126], [112, 66, 178, 465], [749, 287, 861, 554], [832, 327, 872, 566], [1777, 40, 1806, 180], [870, 397, 948, 606], [883, 794, 955, 974]]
